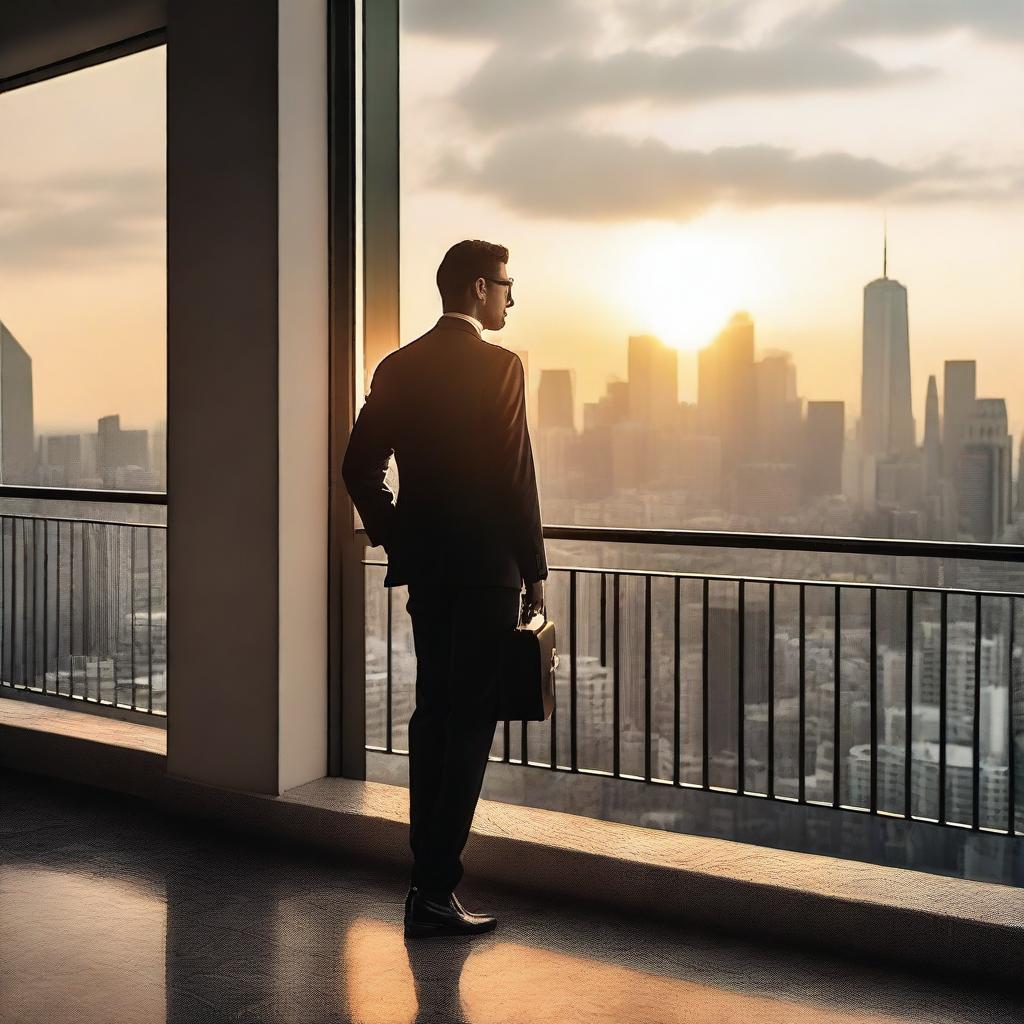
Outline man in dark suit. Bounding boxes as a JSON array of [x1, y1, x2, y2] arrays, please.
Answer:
[[342, 239, 547, 938]]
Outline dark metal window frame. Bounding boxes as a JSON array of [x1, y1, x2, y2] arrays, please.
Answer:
[[0, 26, 166, 95]]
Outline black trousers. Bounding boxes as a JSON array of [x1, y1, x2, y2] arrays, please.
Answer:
[[405, 582, 521, 896]]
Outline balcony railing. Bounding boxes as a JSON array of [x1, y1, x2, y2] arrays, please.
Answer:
[[363, 525, 1023, 838], [0, 486, 167, 718]]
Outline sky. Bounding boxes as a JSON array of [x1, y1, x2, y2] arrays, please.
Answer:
[[0, 45, 166, 435], [398, 0, 1024, 437], [1, 3, 1021, 441]]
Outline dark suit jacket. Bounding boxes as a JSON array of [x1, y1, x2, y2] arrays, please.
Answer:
[[341, 315, 548, 589]]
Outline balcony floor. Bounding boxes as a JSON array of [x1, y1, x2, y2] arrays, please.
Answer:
[[2, 769, 1021, 1024]]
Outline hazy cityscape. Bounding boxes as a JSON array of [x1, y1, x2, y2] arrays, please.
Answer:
[[366, 250, 1024, 884], [0, 318, 166, 491], [520, 248, 1018, 549]]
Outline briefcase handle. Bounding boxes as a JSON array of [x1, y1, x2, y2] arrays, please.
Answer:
[[517, 590, 546, 630]]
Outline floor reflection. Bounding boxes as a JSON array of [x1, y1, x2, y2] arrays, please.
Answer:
[[2, 769, 1022, 1024]]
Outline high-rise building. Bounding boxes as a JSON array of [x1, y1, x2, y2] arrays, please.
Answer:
[[754, 351, 801, 461], [537, 369, 574, 431], [0, 320, 36, 484], [511, 348, 532, 426], [803, 401, 844, 497], [97, 413, 151, 488], [627, 334, 678, 429], [860, 264, 914, 457], [698, 312, 755, 475], [41, 434, 83, 487], [942, 360, 976, 485], [923, 375, 941, 492], [957, 399, 1013, 542]]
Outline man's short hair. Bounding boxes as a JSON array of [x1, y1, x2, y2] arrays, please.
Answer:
[[436, 239, 508, 306]]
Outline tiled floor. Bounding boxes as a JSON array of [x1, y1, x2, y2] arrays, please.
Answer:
[[2, 770, 1021, 1024]]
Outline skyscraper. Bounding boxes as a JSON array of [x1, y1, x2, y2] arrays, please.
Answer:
[[942, 360, 976, 485], [698, 311, 755, 474], [537, 369, 574, 431], [923, 374, 941, 492], [754, 351, 801, 461], [627, 334, 678, 429], [860, 257, 914, 458], [804, 401, 844, 497], [957, 399, 1012, 542], [0, 320, 36, 484]]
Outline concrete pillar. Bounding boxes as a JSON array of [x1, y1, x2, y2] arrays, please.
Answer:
[[167, 0, 328, 794]]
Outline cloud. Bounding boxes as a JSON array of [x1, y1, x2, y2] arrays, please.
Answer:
[[452, 41, 932, 129], [432, 127, 1018, 222], [779, 0, 1024, 44], [0, 168, 164, 273], [402, 0, 592, 43]]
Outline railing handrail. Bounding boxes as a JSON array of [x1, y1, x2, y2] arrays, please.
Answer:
[[0, 484, 166, 505], [544, 525, 1024, 564], [362, 558, 1024, 601], [356, 522, 1024, 564]]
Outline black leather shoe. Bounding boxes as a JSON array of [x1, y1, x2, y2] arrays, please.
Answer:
[[404, 889, 497, 938]]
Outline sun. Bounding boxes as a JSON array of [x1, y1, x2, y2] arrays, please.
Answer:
[[611, 226, 753, 351]]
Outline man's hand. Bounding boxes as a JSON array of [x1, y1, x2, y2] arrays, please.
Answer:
[[523, 579, 545, 622]]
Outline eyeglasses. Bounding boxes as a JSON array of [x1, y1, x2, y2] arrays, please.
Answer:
[[483, 277, 514, 305]]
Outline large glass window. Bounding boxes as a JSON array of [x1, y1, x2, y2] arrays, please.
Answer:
[[360, 2, 1024, 876], [0, 47, 166, 716], [396, 0, 1024, 548], [0, 46, 166, 492]]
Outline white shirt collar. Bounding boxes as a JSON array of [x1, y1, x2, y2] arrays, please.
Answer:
[[441, 312, 484, 335]]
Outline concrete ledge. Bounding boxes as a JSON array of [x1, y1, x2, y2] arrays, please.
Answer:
[[159, 771, 1024, 986], [0, 698, 166, 800]]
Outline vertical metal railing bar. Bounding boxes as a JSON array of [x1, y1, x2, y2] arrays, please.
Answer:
[[613, 572, 621, 779], [833, 585, 841, 808], [84, 523, 90, 700], [113, 522, 120, 706], [1, 518, 5, 687], [1008, 595, 1016, 837], [9, 517, 15, 688], [869, 587, 878, 814], [798, 583, 806, 803], [569, 569, 578, 773], [386, 584, 393, 753], [644, 574, 652, 783], [673, 576, 681, 788], [549, 603, 558, 770], [520, 707, 528, 765], [147, 527, 153, 713], [69, 521, 74, 698], [131, 527, 137, 710], [768, 581, 776, 800], [972, 593, 982, 830], [939, 590, 948, 825], [43, 521, 49, 695], [600, 572, 607, 668], [701, 576, 709, 791], [904, 588, 914, 820], [56, 523, 61, 695], [29, 520, 37, 690], [21, 518, 27, 687], [737, 579, 745, 795]]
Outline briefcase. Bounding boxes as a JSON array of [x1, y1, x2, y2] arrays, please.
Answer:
[[497, 602, 558, 722]]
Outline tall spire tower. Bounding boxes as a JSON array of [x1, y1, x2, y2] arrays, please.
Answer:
[[860, 231, 914, 457]]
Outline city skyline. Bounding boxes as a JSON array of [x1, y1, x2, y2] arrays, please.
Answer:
[[2, 5, 1023, 439]]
